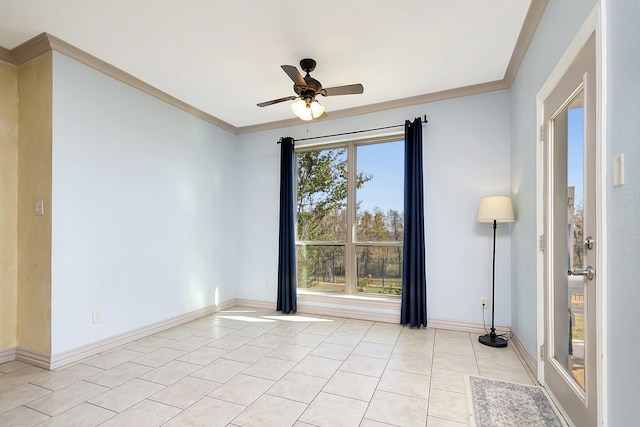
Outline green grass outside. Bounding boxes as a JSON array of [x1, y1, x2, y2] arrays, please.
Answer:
[[573, 313, 584, 340]]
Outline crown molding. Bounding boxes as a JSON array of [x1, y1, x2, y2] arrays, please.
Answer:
[[9, 32, 51, 65], [1, 0, 548, 135], [237, 0, 548, 134], [504, 0, 549, 84], [236, 116, 307, 134], [236, 79, 511, 134], [1, 32, 237, 134], [0, 46, 15, 64], [45, 34, 237, 134]]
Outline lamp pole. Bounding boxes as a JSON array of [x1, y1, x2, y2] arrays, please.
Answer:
[[477, 195, 513, 348], [479, 218, 507, 347], [490, 219, 498, 341]]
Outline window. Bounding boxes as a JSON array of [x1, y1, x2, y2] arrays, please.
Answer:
[[295, 138, 404, 296]]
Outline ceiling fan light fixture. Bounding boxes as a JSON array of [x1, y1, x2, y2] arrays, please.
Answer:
[[291, 98, 324, 121], [290, 98, 310, 120], [309, 100, 325, 118], [257, 59, 364, 120]]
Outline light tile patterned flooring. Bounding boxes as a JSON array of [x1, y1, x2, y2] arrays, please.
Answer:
[[0, 306, 535, 426]]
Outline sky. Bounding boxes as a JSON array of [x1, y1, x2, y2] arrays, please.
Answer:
[[354, 109, 584, 215], [325, 113, 582, 216], [567, 107, 584, 208], [356, 140, 404, 213]]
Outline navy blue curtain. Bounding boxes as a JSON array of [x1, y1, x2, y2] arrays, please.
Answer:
[[277, 137, 297, 314], [401, 117, 427, 327]]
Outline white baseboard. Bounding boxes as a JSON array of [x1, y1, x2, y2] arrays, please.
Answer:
[[295, 292, 510, 334], [8, 298, 516, 371], [428, 317, 510, 335], [0, 346, 16, 364], [510, 330, 538, 381], [16, 347, 50, 370], [4, 300, 241, 371], [240, 294, 504, 335], [298, 300, 509, 334], [48, 300, 238, 370], [233, 298, 399, 324], [233, 299, 276, 311], [1, 346, 50, 369]]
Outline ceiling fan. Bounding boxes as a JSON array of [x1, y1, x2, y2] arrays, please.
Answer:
[[257, 58, 364, 121]]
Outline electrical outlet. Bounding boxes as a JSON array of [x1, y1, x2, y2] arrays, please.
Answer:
[[265, 281, 270, 289], [92, 310, 102, 324], [480, 297, 488, 307]]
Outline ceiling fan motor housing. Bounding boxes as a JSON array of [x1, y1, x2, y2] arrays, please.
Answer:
[[299, 58, 317, 73], [295, 78, 322, 98]]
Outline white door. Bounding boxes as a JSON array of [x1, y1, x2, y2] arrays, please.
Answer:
[[542, 34, 597, 427]]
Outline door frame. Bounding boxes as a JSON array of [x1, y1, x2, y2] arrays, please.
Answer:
[[535, 4, 605, 426]]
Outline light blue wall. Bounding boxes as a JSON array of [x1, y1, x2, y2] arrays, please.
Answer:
[[605, 0, 640, 423], [51, 53, 238, 353], [46, 52, 512, 353], [511, 1, 640, 423], [236, 90, 513, 326], [509, 0, 597, 359], [45, 3, 639, 420]]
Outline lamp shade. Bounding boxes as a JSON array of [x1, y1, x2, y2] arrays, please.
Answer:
[[477, 195, 515, 223]]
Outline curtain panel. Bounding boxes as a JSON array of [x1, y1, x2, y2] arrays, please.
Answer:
[[277, 137, 297, 314], [401, 118, 427, 327]]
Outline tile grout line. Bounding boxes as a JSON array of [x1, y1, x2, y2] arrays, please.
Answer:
[[0, 309, 533, 427]]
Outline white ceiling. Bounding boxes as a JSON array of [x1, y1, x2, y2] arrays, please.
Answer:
[[0, 0, 533, 129]]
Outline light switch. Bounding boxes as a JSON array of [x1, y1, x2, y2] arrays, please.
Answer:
[[34, 200, 44, 216], [613, 154, 624, 187]]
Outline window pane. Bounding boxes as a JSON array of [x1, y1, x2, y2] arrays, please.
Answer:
[[296, 148, 348, 242], [356, 246, 403, 295], [296, 245, 345, 292], [356, 142, 404, 242]]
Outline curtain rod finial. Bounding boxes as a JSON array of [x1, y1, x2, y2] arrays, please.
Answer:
[[277, 137, 296, 145]]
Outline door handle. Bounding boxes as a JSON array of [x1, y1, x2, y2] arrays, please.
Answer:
[[568, 266, 594, 280]]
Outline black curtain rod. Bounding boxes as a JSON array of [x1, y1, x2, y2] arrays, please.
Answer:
[[278, 115, 428, 143]]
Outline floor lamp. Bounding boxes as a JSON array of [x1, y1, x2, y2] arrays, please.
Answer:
[[477, 195, 515, 348]]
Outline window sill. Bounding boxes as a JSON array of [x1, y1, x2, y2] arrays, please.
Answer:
[[297, 289, 401, 310]]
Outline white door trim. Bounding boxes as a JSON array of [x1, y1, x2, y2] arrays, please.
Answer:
[[535, 4, 605, 426]]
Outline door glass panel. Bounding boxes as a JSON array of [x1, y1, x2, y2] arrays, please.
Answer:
[[567, 96, 586, 390], [552, 89, 586, 390], [543, 35, 596, 427]]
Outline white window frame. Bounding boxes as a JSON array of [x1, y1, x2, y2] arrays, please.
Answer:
[[295, 135, 403, 296]]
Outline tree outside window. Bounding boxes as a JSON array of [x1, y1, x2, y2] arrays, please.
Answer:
[[295, 140, 404, 295]]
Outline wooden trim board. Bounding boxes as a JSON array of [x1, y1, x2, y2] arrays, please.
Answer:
[[0, 2, 549, 135]]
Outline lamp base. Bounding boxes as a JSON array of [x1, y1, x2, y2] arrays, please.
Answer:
[[479, 334, 508, 348]]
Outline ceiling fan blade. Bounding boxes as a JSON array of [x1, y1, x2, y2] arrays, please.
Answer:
[[321, 84, 364, 97], [281, 65, 307, 87], [257, 95, 297, 107]]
